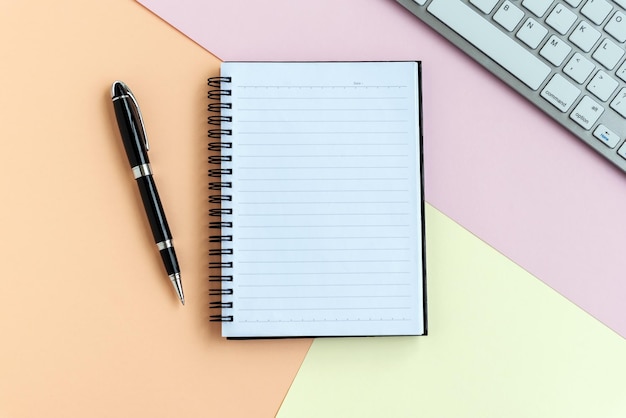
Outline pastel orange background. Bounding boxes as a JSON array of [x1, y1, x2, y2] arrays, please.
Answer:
[[0, 1, 310, 417]]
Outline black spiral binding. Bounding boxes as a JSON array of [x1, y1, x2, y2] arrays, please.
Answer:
[[208, 76, 234, 322]]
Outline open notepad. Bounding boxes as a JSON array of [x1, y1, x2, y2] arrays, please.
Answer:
[[208, 61, 426, 338]]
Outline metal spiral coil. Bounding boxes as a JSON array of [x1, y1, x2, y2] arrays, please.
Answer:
[[207, 76, 234, 323]]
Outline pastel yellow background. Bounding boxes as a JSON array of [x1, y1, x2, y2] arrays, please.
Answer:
[[278, 206, 626, 417], [0, 1, 310, 417], [2, 1, 626, 418]]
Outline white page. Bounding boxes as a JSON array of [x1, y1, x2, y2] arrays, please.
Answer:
[[218, 62, 424, 337]]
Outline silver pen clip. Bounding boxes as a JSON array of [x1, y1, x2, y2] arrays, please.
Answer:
[[114, 81, 150, 151], [125, 84, 150, 152]]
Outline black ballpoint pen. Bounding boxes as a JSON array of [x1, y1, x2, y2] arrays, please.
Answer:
[[111, 81, 185, 305]]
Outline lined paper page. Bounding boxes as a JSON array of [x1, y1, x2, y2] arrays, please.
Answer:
[[220, 62, 424, 337]]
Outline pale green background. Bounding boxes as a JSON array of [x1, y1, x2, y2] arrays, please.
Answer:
[[278, 205, 626, 417]]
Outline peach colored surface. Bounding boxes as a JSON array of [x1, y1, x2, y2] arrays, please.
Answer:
[[0, 1, 310, 417], [135, 0, 626, 340]]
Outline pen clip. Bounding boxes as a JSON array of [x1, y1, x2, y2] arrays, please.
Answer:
[[125, 85, 150, 152]]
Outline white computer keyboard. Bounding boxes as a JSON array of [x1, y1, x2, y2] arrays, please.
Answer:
[[396, 0, 626, 173]]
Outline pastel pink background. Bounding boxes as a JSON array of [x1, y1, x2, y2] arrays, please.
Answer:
[[137, 0, 626, 338]]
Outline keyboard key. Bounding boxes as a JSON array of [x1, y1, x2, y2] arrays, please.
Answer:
[[569, 21, 602, 52], [427, 0, 551, 90], [563, 0, 583, 6], [516, 18, 549, 49], [609, 88, 626, 117], [494, 1, 525, 31], [570, 95, 604, 129], [605, 12, 626, 42], [587, 70, 618, 101], [581, 0, 612, 25], [616, 61, 626, 82], [546, 4, 578, 35], [540, 35, 572, 66], [469, 0, 500, 14], [592, 38, 624, 70], [614, 0, 626, 8], [522, 0, 554, 17], [541, 73, 581, 112], [618, 142, 626, 159], [564, 53, 595, 84], [593, 124, 620, 148]]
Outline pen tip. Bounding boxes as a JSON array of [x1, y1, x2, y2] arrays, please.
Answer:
[[171, 274, 185, 306]]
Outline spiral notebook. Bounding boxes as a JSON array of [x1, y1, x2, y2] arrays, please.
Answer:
[[208, 61, 426, 338]]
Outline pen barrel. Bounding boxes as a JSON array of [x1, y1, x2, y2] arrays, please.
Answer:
[[113, 97, 150, 168], [136, 175, 173, 244], [159, 246, 180, 276]]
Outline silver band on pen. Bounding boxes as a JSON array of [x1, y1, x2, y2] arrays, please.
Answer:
[[157, 239, 174, 251], [132, 163, 152, 179]]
